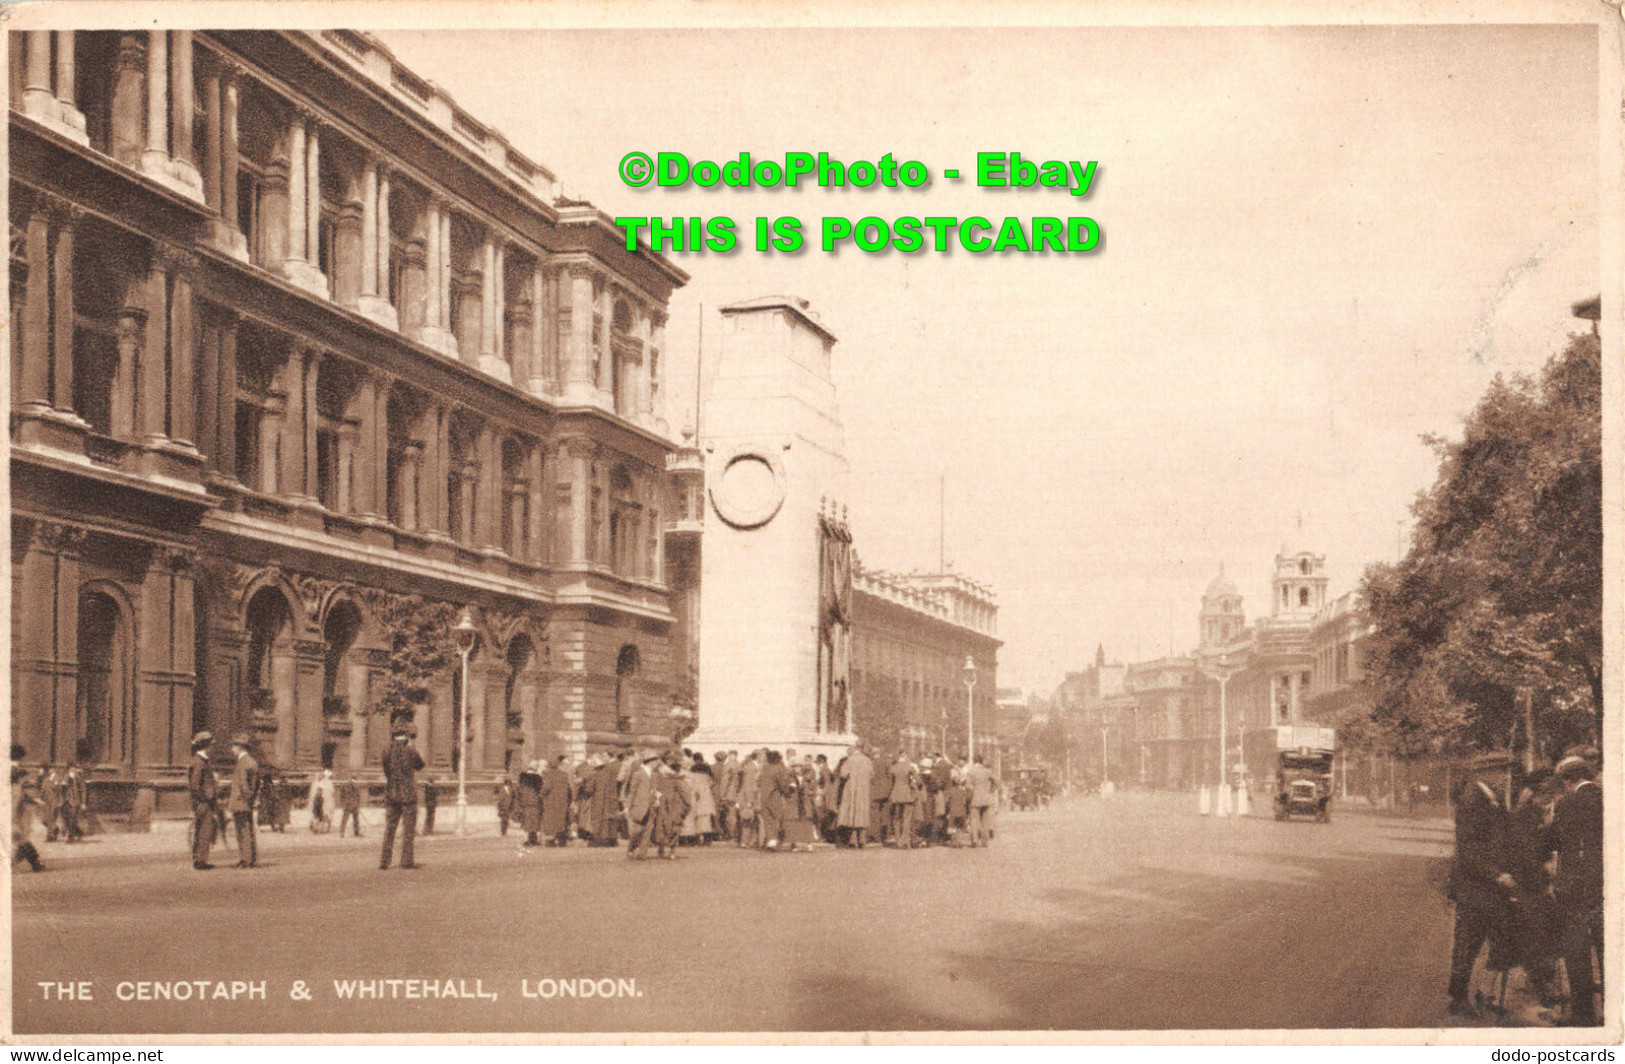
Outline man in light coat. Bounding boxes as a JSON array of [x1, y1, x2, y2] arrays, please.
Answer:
[[227, 734, 260, 868], [625, 751, 659, 859], [836, 744, 873, 847], [967, 755, 997, 847]]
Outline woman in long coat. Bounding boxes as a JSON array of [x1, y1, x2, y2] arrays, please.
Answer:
[[757, 751, 793, 850], [680, 758, 717, 843], [540, 756, 571, 845], [516, 760, 544, 846], [589, 755, 623, 845], [837, 745, 873, 847], [651, 756, 691, 859], [784, 757, 820, 849]]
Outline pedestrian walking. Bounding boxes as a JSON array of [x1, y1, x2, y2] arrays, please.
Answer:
[[308, 769, 336, 834], [1447, 750, 1517, 1017], [1545, 751, 1602, 1026], [12, 743, 44, 873], [967, 756, 996, 847], [493, 775, 516, 837], [338, 774, 364, 837], [517, 760, 544, 846], [38, 765, 63, 842], [541, 755, 572, 846], [421, 775, 438, 835], [757, 750, 794, 852], [227, 734, 260, 868], [625, 751, 659, 859], [188, 731, 219, 870], [379, 723, 424, 870], [652, 751, 691, 859], [588, 753, 623, 847], [836, 744, 873, 848], [889, 752, 918, 848], [737, 750, 762, 849], [60, 761, 87, 842]]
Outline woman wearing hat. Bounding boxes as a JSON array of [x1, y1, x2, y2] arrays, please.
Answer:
[[516, 759, 544, 846]]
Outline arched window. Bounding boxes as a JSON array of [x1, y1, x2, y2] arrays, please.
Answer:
[[501, 439, 527, 556], [322, 599, 361, 708], [1299, 587, 1309, 607], [245, 587, 292, 694], [609, 465, 638, 578]]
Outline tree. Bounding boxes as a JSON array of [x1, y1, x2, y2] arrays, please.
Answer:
[[376, 595, 460, 725], [1360, 324, 1601, 760]]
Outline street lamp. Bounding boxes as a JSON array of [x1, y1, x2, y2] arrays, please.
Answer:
[[452, 609, 478, 836], [938, 709, 949, 755], [962, 655, 978, 762], [1199, 652, 1241, 818]]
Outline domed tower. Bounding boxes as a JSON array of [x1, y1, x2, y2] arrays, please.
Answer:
[[1199, 564, 1246, 649], [1272, 524, 1328, 620]]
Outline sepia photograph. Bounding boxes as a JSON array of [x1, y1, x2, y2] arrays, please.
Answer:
[[4, 0, 1619, 1044]]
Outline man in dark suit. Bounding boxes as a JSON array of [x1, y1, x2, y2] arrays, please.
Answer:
[[227, 734, 260, 867], [188, 731, 218, 870], [1545, 751, 1602, 1026], [1447, 750, 1516, 1016], [380, 723, 425, 870], [421, 775, 438, 835], [541, 755, 572, 846], [338, 775, 363, 837], [625, 751, 659, 860]]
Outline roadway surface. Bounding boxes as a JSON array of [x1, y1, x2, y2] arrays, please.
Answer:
[[13, 791, 1484, 1035]]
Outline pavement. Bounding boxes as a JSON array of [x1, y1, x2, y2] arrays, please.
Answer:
[[9, 790, 1578, 1035]]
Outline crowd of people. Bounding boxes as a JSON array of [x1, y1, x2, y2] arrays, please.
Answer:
[[1447, 745, 1604, 1026], [492, 743, 1003, 859]]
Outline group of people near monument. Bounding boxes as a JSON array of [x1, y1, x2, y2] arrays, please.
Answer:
[[490, 743, 1002, 857], [1447, 745, 1603, 1026]]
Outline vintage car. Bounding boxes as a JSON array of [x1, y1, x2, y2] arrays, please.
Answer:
[[1274, 749, 1334, 822]]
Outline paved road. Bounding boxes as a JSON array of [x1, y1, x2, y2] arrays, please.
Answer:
[[14, 792, 1478, 1034]]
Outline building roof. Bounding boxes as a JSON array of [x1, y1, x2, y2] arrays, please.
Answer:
[[1203, 564, 1239, 601]]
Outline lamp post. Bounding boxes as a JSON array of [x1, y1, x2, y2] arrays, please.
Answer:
[[938, 710, 949, 755], [452, 609, 478, 836], [962, 655, 978, 762], [1199, 652, 1240, 818]]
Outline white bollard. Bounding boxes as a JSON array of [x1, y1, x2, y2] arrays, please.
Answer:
[[1199, 785, 1211, 815], [1216, 784, 1232, 817]]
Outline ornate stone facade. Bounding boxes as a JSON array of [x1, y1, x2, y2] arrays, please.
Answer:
[[9, 30, 690, 818]]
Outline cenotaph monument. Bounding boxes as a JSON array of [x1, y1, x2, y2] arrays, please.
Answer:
[[687, 296, 858, 759]]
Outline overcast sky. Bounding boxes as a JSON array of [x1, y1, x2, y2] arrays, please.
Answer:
[[378, 22, 1600, 694]]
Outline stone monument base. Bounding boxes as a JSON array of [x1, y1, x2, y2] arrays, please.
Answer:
[[685, 727, 860, 764]]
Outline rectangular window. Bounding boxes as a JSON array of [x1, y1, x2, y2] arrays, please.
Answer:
[[315, 428, 338, 510], [234, 402, 260, 488]]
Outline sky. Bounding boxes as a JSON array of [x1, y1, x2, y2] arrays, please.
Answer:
[[377, 22, 1601, 695]]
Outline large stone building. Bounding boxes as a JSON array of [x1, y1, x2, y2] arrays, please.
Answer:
[[9, 29, 691, 816], [1052, 536, 1351, 791]]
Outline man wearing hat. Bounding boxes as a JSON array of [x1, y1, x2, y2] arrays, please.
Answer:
[[187, 731, 219, 870], [380, 722, 425, 870], [625, 750, 659, 859], [226, 734, 260, 868], [1544, 751, 1602, 1025], [1447, 749, 1517, 1016]]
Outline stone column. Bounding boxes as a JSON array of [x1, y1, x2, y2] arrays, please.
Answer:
[[221, 67, 243, 251], [303, 352, 320, 501], [458, 460, 477, 545], [350, 376, 377, 517], [529, 265, 552, 395], [285, 115, 307, 263], [439, 210, 453, 332], [200, 60, 221, 207], [54, 31, 75, 106], [526, 443, 547, 565], [508, 300, 533, 388], [566, 439, 592, 565], [143, 31, 169, 174], [167, 252, 197, 446], [111, 309, 145, 441], [650, 313, 669, 433], [563, 269, 597, 403], [110, 34, 147, 167], [305, 118, 321, 272], [23, 31, 54, 116], [15, 199, 52, 412], [12, 524, 66, 763], [427, 406, 450, 536], [424, 198, 440, 330], [360, 161, 378, 296], [138, 252, 169, 445], [1288, 671, 1301, 726], [476, 424, 498, 549], [400, 441, 424, 531], [333, 195, 364, 308], [170, 31, 195, 169], [279, 347, 308, 499], [214, 314, 237, 478], [196, 315, 219, 472], [138, 547, 197, 770]]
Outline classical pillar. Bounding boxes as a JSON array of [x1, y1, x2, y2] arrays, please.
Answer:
[[286, 114, 307, 262], [138, 547, 197, 770], [529, 265, 551, 395], [170, 31, 195, 168], [493, 243, 506, 364], [336, 422, 358, 514], [564, 270, 596, 402], [333, 195, 364, 308], [16, 199, 52, 411], [400, 441, 424, 531], [350, 376, 378, 516], [369, 384, 390, 521], [475, 424, 498, 549], [458, 460, 476, 545], [196, 316, 219, 471], [566, 440, 591, 565], [526, 443, 547, 565], [23, 31, 53, 115], [221, 66, 241, 231], [167, 252, 197, 446], [110, 34, 147, 167], [279, 347, 308, 498], [361, 161, 378, 296], [54, 31, 75, 106], [1289, 671, 1301, 726], [111, 309, 144, 440], [650, 313, 668, 430], [200, 61, 221, 207], [305, 119, 321, 271], [138, 251, 169, 444], [424, 197, 440, 328], [376, 166, 391, 293], [303, 352, 320, 499], [143, 31, 169, 173], [439, 209, 453, 331], [214, 314, 238, 478]]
